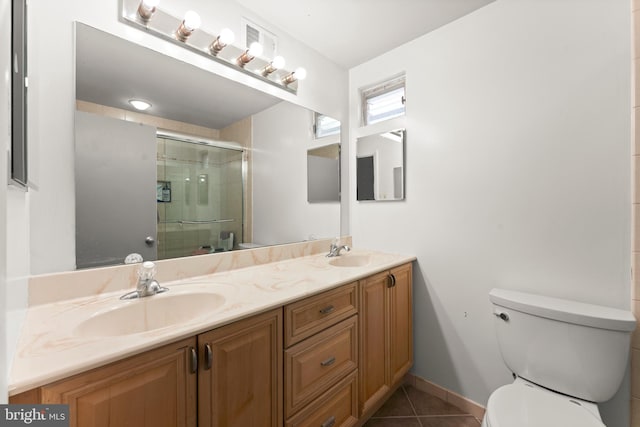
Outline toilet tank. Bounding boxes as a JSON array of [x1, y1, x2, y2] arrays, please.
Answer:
[[489, 288, 636, 402]]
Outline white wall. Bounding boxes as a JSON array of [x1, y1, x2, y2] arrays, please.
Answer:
[[349, 1, 631, 426], [253, 101, 341, 244], [0, 0, 10, 403]]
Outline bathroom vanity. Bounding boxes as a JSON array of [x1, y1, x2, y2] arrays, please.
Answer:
[[8, 245, 414, 427]]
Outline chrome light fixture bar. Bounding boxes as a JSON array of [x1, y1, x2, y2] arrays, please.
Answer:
[[120, 0, 302, 93]]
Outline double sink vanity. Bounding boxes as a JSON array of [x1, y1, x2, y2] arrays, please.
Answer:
[[9, 239, 415, 427]]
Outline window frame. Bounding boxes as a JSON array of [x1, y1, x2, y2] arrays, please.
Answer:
[[361, 75, 406, 126], [313, 112, 341, 139]]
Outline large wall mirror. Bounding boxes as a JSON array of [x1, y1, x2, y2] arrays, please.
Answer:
[[356, 129, 405, 201], [74, 23, 341, 268]]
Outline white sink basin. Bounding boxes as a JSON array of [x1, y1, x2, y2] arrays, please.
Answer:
[[74, 291, 226, 337], [328, 254, 371, 268]]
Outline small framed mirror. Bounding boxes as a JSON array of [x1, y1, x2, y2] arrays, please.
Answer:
[[356, 129, 405, 201], [307, 143, 341, 203]]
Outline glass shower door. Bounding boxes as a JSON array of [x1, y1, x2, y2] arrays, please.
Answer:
[[156, 136, 244, 260]]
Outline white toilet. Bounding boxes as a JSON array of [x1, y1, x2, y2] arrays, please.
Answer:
[[483, 288, 636, 427]]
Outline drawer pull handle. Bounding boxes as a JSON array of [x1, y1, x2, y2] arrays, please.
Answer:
[[320, 356, 336, 367], [190, 347, 198, 374], [319, 305, 335, 315], [321, 415, 336, 427], [205, 344, 213, 370], [387, 273, 396, 288]]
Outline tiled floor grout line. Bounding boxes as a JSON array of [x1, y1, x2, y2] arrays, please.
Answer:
[[402, 385, 420, 416], [364, 384, 482, 426], [401, 385, 425, 427], [369, 415, 420, 419], [418, 414, 476, 418]]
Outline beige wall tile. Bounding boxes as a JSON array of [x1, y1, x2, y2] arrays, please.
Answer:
[[635, 0, 640, 11], [634, 349, 640, 399], [636, 58, 640, 106], [635, 157, 640, 203], [634, 253, 640, 300], [631, 107, 640, 155], [634, 205, 640, 252], [408, 373, 486, 420], [411, 374, 448, 401], [76, 100, 100, 114], [633, 397, 640, 427], [635, 11, 640, 59], [446, 390, 486, 421], [634, 300, 640, 349]]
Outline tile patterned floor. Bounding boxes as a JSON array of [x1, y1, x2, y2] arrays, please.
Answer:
[[363, 385, 482, 427]]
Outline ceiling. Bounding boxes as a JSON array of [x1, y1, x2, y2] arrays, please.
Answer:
[[76, 1, 495, 129], [236, 0, 495, 68]]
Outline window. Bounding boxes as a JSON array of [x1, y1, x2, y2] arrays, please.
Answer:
[[362, 76, 405, 126], [314, 113, 341, 138]]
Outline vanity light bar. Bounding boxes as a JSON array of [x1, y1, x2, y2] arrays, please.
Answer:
[[124, 0, 304, 93]]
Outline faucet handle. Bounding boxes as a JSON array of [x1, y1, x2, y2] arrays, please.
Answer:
[[137, 261, 156, 280]]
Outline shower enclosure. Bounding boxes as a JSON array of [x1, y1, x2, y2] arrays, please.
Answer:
[[75, 112, 245, 269], [156, 134, 245, 260]]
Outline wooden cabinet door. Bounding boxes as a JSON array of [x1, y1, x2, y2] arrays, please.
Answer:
[[198, 308, 283, 427], [358, 263, 414, 418], [389, 263, 413, 385], [39, 338, 197, 427], [358, 270, 390, 416]]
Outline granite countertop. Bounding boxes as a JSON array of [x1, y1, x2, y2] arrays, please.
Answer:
[[9, 249, 415, 395]]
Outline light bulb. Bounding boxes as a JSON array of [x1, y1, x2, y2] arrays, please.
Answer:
[[183, 10, 201, 31], [141, 0, 159, 7], [247, 42, 263, 58], [218, 28, 235, 45], [175, 10, 201, 41], [237, 42, 263, 67], [209, 28, 235, 56], [294, 67, 307, 81], [261, 56, 286, 77], [271, 56, 285, 70], [282, 67, 307, 85]]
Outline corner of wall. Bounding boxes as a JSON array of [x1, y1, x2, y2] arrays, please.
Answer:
[[632, 2, 640, 425], [1, 0, 10, 404]]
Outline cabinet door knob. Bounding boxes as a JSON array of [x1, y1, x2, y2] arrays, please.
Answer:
[[321, 415, 336, 427], [320, 356, 336, 367], [189, 347, 198, 374], [319, 305, 335, 315], [204, 343, 213, 370]]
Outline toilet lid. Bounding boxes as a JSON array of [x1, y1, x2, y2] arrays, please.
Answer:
[[486, 382, 605, 427]]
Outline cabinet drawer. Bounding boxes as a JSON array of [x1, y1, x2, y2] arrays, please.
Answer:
[[285, 316, 358, 417], [285, 370, 358, 427], [285, 282, 358, 347]]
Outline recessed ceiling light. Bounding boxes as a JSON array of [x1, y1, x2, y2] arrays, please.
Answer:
[[129, 99, 151, 111]]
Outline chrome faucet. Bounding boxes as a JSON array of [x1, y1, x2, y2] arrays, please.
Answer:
[[326, 242, 351, 257], [120, 261, 169, 300]]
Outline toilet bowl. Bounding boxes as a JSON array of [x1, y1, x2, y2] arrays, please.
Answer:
[[482, 378, 604, 427], [483, 288, 635, 427]]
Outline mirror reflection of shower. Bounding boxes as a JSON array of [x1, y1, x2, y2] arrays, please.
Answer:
[[156, 134, 245, 260]]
